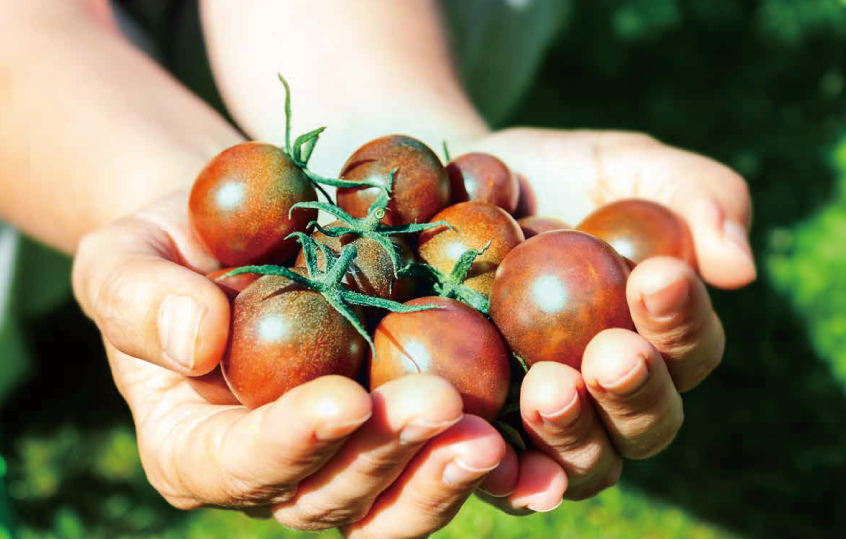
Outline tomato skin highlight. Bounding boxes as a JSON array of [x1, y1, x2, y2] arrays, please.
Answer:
[[576, 199, 695, 266], [418, 202, 524, 298], [447, 152, 519, 214], [489, 230, 634, 370], [517, 216, 569, 239], [337, 135, 451, 226], [369, 297, 511, 421], [294, 221, 416, 302], [189, 142, 317, 266], [222, 272, 367, 409]]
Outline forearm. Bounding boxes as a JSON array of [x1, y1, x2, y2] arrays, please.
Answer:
[[0, 0, 243, 253], [201, 0, 489, 174]]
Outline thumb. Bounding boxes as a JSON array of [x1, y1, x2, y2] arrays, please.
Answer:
[[73, 218, 230, 375]]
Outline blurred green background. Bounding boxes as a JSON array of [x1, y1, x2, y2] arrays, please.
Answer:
[[2, 0, 846, 537]]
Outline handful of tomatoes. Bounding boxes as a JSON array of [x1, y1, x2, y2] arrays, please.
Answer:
[[185, 77, 695, 437]]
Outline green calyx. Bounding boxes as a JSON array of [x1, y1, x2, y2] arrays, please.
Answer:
[[288, 169, 452, 278], [398, 241, 492, 315], [277, 74, 382, 203], [219, 233, 440, 356]]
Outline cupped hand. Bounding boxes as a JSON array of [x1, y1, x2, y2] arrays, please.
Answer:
[[71, 191, 516, 538], [462, 128, 754, 506]]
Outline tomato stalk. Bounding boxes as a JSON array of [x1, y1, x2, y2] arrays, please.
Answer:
[[288, 170, 452, 278], [218, 234, 440, 355]]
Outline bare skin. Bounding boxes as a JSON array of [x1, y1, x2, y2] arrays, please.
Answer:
[[1, 0, 755, 537]]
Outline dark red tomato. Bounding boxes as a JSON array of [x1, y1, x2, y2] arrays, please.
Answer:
[[369, 297, 511, 421], [417, 202, 524, 298], [222, 271, 367, 409], [293, 221, 415, 302], [489, 230, 634, 370], [576, 199, 695, 266], [513, 173, 537, 219], [337, 135, 450, 225], [186, 367, 241, 405], [189, 142, 317, 266], [517, 216, 569, 239], [447, 152, 519, 214], [206, 268, 261, 300]]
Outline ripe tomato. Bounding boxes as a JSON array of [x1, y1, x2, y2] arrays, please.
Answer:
[[418, 202, 524, 298], [489, 230, 634, 370], [369, 297, 511, 421], [517, 216, 569, 239], [293, 220, 416, 302], [576, 199, 695, 266], [222, 271, 367, 409], [189, 142, 317, 266], [447, 152, 519, 214], [337, 135, 450, 225]]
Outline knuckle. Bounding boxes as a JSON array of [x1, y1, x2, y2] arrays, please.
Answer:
[[621, 401, 684, 460], [279, 499, 369, 531]]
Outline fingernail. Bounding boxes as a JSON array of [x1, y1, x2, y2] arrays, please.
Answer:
[[477, 485, 517, 498], [641, 277, 689, 318], [400, 415, 463, 446], [158, 295, 205, 370], [442, 458, 499, 487], [539, 391, 580, 429], [722, 219, 755, 265], [596, 356, 650, 395], [527, 498, 563, 513], [315, 411, 372, 442]]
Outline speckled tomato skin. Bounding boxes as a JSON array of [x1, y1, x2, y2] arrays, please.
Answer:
[[293, 221, 416, 302], [222, 272, 367, 409], [489, 230, 634, 370], [447, 153, 519, 214], [369, 297, 511, 421], [418, 202, 524, 298], [337, 135, 450, 225], [186, 367, 241, 405], [206, 268, 261, 300], [517, 216, 569, 239], [576, 199, 695, 266], [189, 142, 317, 266]]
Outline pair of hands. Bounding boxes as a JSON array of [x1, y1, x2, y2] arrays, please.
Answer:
[[71, 128, 754, 539]]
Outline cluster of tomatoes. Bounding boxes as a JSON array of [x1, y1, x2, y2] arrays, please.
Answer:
[[184, 79, 695, 434]]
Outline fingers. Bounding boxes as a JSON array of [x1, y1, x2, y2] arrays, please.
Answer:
[[141, 375, 371, 509], [272, 374, 464, 531], [341, 416, 506, 539], [73, 218, 229, 375], [520, 362, 622, 499], [476, 450, 567, 516], [627, 257, 726, 392], [581, 329, 684, 460]]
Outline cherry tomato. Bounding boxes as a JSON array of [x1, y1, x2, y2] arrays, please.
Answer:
[[337, 135, 450, 225], [576, 199, 695, 266], [293, 221, 416, 302], [189, 142, 317, 266], [447, 152, 519, 214], [222, 270, 367, 409], [206, 268, 261, 300], [489, 230, 634, 370], [369, 297, 511, 421], [418, 202, 524, 298], [517, 216, 569, 239], [186, 367, 241, 405]]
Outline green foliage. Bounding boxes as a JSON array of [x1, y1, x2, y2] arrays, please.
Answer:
[[768, 137, 846, 392]]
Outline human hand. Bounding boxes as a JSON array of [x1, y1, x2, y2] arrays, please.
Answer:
[[462, 128, 754, 506], [71, 191, 521, 538]]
